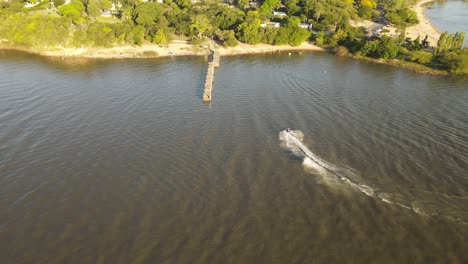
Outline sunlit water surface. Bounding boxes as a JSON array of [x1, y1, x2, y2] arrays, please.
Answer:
[[0, 49, 467, 263]]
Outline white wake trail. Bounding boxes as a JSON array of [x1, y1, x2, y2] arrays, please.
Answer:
[[279, 130, 415, 209], [279, 130, 468, 224]]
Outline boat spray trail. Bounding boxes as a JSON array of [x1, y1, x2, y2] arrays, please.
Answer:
[[279, 130, 468, 223]]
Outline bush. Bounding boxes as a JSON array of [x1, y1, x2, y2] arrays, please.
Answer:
[[441, 50, 468, 74], [335, 46, 349, 56], [126, 25, 145, 45], [360, 36, 399, 59], [385, 8, 418, 28], [409, 50, 433, 64], [314, 31, 325, 46], [358, 6, 376, 20], [152, 29, 167, 44], [219, 30, 238, 47]]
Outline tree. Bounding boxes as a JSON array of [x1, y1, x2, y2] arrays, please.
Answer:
[[379, 0, 411, 11], [236, 11, 262, 44], [409, 50, 433, 64], [133, 2, 165, 28], [441, 50, 468, 74], [454, 32, 465, 50], [259, 0, 280, 15], [236, 0, 249, 10], [436, 31, 466, 55], [218, 30, 238, 47], [386, 8, 418, 28], [87, 22, 114, 47], [360, 36, 399, 59], [329, 28, 347, 47], [376, 36, 399, 59], [212, 7, 241, 30], [95, 0, 112, 10], [86, 2, 100, 17], [190, 14, 212, 38], [358, 6, 375, 19], [358, 0, 377, 9], [422, 35, 429, 47], [53, 0, 65, 8], [360, 39, 379, 57], [126, 25, 145, 45], [274, 20, 310, 46], [315, 31, 325, 46], [152, 29, 167, 44], [285, 0, 300, 16], [57, 0, 85, 24]]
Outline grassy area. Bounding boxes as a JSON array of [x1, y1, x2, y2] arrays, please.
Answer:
[[352, 55, 449, 75], [96, 16, 121, 24]]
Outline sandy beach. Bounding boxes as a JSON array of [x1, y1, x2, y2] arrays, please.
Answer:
[[38, 42, 207, 58], [406, 0, 440, 47], [0, 41, 325, 59], [351, 0, 440, 47], [218, 42, 325, 56]]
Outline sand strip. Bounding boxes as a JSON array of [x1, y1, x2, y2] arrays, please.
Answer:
[[406, 0, 441, 47], [0, 41, 325, 59]]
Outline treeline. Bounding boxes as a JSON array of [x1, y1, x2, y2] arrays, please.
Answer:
[[0, 0, 313, 48], [0, 0, 466, 74], [313, 23, 467, 74], [0, 0, 422, 49], [435, 32, 467, 74]]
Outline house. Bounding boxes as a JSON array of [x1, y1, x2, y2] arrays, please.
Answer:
[[299, 23, 312, 30], [273, 11, 287, 17], [261, 22, 281, 28], [110, 2, 123, 13], [249, 1, 258, 7], [100, 10, 112, 17], [24, 1, 40, 8]]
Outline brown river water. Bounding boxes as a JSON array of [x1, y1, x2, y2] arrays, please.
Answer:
[[0, 48, 467, 263]]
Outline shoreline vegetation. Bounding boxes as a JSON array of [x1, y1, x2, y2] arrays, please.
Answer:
[[0, 0, 466, 74]]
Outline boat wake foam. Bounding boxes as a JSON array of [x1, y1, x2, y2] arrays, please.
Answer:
[[279, 130, 467, 223], [280, 130, 379, 197]]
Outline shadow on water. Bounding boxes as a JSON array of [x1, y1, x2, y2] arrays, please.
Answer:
[[195, 55, 209, 101], [0, 49, 120, 72]]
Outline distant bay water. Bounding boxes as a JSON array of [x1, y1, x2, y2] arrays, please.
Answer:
[[425, 0, 468, 45]]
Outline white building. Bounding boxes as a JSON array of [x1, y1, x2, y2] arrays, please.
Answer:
[[100, 10, 112, 17], [299, 23, 312, 30], [273, 11, 287, 17], [24, 1, 40, 8], [261, 22, 281, 28]]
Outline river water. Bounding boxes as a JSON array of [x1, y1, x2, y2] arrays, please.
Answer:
[[1, 50, 467, 263], [2, 5, 468, 261], [425, 0, 468, 44]]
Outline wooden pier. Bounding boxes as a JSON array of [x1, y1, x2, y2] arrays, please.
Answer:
[[203, 42, 220, 102]]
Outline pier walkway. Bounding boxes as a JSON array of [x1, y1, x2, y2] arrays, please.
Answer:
[[203, 42, 220, 102]]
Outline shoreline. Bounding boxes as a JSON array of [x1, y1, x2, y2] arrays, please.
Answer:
[[406, 0, 440, 47], [351, 55, 448, 75], [0, 0, 442, 58], [0, 42, 326, 59], [0, 0, 452, 75]]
